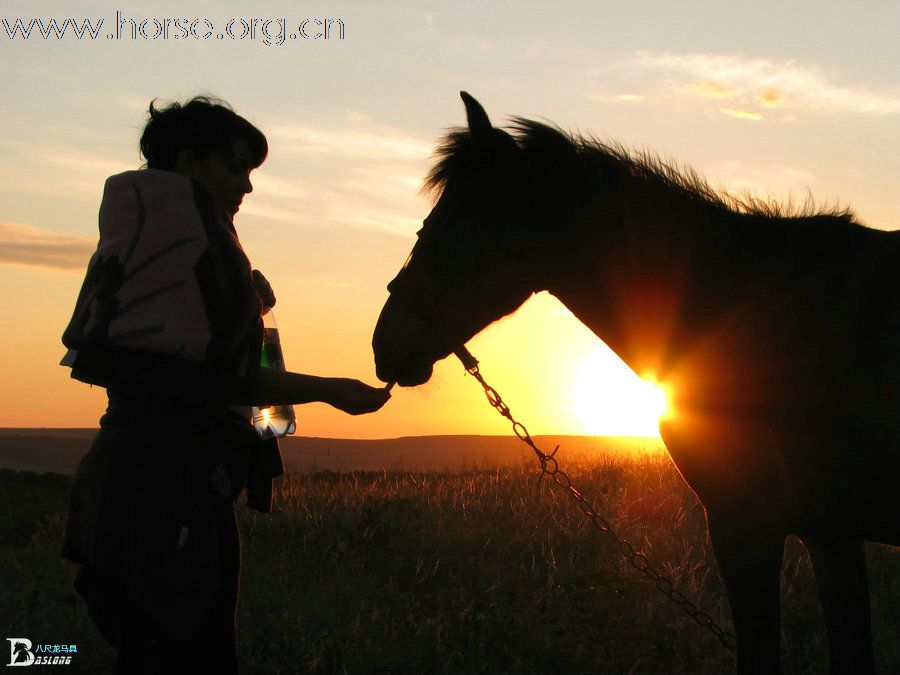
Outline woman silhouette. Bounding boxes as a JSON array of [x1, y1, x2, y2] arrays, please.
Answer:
[[61, 96, 390, 673]]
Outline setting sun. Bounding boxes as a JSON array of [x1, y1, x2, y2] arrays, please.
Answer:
[[571, 346, 669, 437]]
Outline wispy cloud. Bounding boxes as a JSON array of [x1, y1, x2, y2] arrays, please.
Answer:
[[712, 161, 819, 206], [268, 117, 433, 162], [633, 52, 900, 118], [690, 80, 732, 99], [0, 138, 130, 200], [719, 108, 762, 122], [755, 88, 784, 108], [251, 113, 434, 237], [0, 221, 95, 272]]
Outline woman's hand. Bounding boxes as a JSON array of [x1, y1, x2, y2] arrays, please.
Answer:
[[325, 378, 392, 415], [252, 269, 276, 309], [234, 369, 392, 413]]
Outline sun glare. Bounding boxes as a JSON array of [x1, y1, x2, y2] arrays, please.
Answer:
[[571, 347, 669, 437]]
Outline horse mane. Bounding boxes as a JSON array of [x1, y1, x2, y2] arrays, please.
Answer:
[[424, 118, 855, 222]]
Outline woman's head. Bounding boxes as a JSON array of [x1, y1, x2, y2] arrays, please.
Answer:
[[139, 96, 267, 219]]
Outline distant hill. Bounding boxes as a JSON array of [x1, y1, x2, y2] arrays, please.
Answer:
[[0, 428, 664, 475], [0, 429, 97, 474]]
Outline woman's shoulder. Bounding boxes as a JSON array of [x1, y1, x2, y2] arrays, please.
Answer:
[[103, 167, 190, 189], [100, 169, 197, 225]]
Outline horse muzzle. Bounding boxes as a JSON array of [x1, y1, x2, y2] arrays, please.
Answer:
[[372, 295, 438, 386]]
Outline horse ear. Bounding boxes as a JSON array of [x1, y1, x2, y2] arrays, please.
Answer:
[[460, 91, 493, 140]]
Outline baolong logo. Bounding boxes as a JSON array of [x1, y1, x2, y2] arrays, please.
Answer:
[[6, 639, 33, 667], [5, 638, 75, 666]]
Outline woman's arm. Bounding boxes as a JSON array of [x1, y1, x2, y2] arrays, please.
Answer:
[[231, 367, 391, 415], [68, 345, 390, 415]]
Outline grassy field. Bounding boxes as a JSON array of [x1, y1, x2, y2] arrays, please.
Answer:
[[1, 449, 898, 673]]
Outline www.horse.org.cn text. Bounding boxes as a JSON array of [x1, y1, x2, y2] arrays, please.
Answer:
[[2, 13, 346, 46]]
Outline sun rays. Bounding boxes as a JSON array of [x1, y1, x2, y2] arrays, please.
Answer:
[[571, 345, 669, 437]]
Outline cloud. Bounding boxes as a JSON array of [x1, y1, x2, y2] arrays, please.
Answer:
[[690, 80, 732, 99], [248, 113, 435, 237], [0, 138, 130, 200], [633, 52, 900, 117], [267, 118, 433, 162], [755, 88, 784, 108], [712, 161, 818, 206], [719, 108, 762, 121], [0, 221, 95, 272]]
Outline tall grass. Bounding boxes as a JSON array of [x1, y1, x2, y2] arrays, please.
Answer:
[[238, 450, 897, 673], [1, 449, 898, 673]]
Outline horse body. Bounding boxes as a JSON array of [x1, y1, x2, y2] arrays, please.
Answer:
[[551, 189, 900, 539], [552, 194, 899, 671], [372, 92, 898, 673]]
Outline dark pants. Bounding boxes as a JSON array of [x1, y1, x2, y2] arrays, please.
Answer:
[[75, 491, 241, 675], [64, 392, 270, 674]]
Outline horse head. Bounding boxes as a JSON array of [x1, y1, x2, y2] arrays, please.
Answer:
[[373, 92, 566, 386]]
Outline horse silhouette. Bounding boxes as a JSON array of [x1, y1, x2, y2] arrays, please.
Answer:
[[11, 642, 32, 664], [372, 92, 899, 673]]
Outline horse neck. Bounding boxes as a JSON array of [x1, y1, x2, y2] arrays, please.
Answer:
[[545, 183, 779, 379]]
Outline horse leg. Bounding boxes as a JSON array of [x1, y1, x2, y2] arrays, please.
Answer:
[[802, 535, 876, 675], [707, 513, 785, 674]]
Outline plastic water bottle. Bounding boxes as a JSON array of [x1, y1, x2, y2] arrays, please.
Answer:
[[251, 309, 297, 438]]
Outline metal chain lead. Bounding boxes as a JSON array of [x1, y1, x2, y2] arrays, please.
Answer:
[[457, 351, 736, 652]]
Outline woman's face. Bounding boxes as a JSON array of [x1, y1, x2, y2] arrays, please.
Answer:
[[178, 138, 256, 220]]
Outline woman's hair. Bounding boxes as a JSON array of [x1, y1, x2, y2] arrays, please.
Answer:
[[139, 95, 268, 170]]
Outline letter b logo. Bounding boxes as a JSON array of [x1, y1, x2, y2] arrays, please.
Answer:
[[6, 638, 35, 666]]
